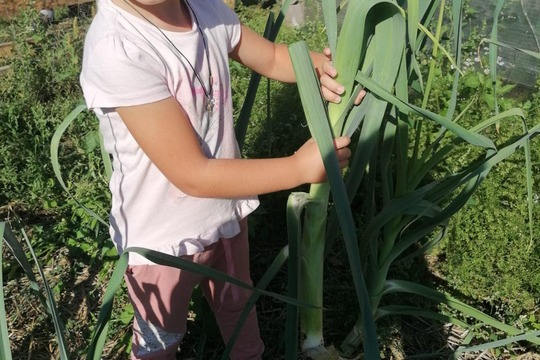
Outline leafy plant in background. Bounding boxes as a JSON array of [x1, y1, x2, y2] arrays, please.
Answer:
[[1, 7, 120, 358], [285, 0, 540, 358], [0, 6, 110, 265]]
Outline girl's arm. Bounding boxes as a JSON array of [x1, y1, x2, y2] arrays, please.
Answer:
[[116, 97, 351, 199], [229, 24, 364, 104]]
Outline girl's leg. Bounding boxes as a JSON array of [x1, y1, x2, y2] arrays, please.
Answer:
[[200, 219, 265, 360], [124, 259, 205, 360]]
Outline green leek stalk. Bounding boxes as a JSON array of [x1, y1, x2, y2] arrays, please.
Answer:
[[297, 0, 381, 355], [290, 35, 379, 357], [297, 1, 363, 347], [299, 183, 330, 351]]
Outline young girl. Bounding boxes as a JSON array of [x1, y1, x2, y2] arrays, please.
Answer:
[[80, 0, 361, 358]]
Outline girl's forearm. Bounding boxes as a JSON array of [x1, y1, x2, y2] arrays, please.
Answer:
[[172, 136, 350, 199], [179, 156, 305, 198]]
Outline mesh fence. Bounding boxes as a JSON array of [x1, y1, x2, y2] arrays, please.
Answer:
[[471, 0, 540, 86]]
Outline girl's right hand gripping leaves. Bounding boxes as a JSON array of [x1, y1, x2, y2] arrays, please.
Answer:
[[293, 136, 351, 184]]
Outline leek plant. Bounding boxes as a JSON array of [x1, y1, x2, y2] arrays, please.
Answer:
[[287, 0, 540, 358], [1, 222, 70, 360]]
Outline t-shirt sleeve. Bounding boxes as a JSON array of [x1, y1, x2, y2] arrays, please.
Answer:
[[80, 35, 171, 110], [211, 0, 241, 53]]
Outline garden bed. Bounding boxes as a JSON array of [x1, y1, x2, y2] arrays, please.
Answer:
[[1, 1, 540, 359]]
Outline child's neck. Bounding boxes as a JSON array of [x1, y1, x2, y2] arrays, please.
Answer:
[[113, 0, 192, 32]]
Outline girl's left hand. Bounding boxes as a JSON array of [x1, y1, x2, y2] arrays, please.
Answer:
[[318, 48, 366, 105]]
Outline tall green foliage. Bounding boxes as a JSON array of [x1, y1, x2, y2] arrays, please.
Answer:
[[286, 0, 540, 358]]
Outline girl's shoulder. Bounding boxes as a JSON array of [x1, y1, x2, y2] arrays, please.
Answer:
[[84, 0, 166, 69], [188, 0, 240, 29], [85, 0, 146, 49], [81, 1, 169, 110]]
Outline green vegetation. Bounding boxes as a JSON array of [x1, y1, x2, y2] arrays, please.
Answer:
[[287, 0, 540, 358], [1, 1, 540, 359], [0, 7, 121, 359]]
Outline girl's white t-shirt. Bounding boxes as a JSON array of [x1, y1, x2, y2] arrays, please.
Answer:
[[80, 0, 259, 265]]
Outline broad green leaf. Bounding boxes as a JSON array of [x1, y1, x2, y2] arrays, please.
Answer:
[[453, 331, 540, 355], [355, 70, 496, 149], [483, 38, 540, 60], [375, 305, 469, 329], [289, 40, 379, 360], [384, 280, 540, 345], [86, 251, 128, 360], [50, 101, 108, 226], [328, 0, 405, 124], [285, 192, 311, 359], [407, 0, 419, 53], [321, 0, 338, 55]]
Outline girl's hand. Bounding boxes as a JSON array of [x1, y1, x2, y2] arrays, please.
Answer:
[[317, 48, 366, 105], [292, 136, 351, 184]]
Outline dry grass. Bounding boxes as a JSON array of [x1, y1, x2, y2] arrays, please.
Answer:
[[3, 243, 130, 360]]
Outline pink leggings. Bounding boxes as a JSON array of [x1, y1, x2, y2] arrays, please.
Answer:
[[124, 219, 264, 360]]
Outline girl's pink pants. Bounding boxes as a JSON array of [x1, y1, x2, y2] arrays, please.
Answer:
[[124, 219, 264, 360]]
